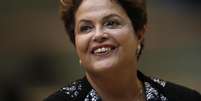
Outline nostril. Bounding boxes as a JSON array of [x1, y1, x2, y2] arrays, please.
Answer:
[[92, 33, 109, 42]]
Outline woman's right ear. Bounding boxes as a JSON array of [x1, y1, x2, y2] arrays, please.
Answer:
[[138, 25, 148, 42]]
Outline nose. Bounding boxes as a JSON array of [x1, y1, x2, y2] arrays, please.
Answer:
[[92, 28, 109, 43]]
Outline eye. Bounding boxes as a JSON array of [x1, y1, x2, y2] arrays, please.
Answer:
[[79, 25, 93, 33], [104, 20, 121, 29]]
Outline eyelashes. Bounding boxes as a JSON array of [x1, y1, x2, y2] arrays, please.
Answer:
[[104, 19, 122, 29], [78, 19, 123, 34], [80, 25, 94, 33]]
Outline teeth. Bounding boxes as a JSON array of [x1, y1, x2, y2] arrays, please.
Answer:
[[94, 47, 111, 54]]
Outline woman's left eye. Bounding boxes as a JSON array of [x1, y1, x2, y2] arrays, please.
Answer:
[[104, 20, 121, 29]]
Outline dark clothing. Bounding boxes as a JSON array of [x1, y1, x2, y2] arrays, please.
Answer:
[[44, 71, 201, 101]]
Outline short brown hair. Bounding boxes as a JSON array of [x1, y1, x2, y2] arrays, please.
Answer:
[[60, 0, 147, 43]]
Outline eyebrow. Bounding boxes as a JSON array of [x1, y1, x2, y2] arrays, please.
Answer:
[[79, 20, 92, 24], [78, 13, 122, 24], [102, 14, 122, 21]]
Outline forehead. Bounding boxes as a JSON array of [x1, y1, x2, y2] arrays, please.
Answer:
[[76, 0, 128, 21], [80, 0, 115, 8]]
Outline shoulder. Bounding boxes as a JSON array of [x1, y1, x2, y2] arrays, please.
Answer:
[[150, 76, 201, 101], [164, 81, 201, 101], [44, 77, 92, 101]]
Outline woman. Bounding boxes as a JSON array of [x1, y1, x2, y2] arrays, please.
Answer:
[[45, 0, 201, 101]]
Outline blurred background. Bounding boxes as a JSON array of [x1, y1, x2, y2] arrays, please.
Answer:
[[0, 0, 201, 101]]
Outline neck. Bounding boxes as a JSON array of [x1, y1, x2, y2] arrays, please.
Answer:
[[86, 65, 142, 101]]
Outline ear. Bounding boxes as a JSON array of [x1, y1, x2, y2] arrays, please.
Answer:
[[137, 25, 147, 43]]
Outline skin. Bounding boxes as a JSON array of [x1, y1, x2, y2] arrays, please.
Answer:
[[75, 0, 145, 100]]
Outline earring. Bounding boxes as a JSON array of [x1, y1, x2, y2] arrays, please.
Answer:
[[79, 60, 82, 64], [136, 44, 141, 55]]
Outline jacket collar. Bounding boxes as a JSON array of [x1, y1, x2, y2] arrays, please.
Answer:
[[83, 71, 168, 101]]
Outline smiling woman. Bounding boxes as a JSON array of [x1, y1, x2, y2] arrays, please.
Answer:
[[44, 0, 201, 101], [74, 0, 140, 74]]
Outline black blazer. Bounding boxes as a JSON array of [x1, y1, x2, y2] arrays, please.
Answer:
[[44, 71, 201, 101]]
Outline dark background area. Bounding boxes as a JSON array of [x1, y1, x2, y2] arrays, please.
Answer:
[[0, 0, 201, 101]]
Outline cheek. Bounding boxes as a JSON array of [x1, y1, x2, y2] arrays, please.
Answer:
[[75, 36, 84, 54], [75, 35, 91, 55], [111, 27, 137, 44]]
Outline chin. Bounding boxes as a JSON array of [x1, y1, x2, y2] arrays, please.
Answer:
[[85, 48, 120, 74], [89, 59, 118, 73]]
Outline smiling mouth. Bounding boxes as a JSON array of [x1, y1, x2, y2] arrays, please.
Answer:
[[91, 45, 117, 56]]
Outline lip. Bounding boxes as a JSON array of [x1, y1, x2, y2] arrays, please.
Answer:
[[90, 44, 117, 55]]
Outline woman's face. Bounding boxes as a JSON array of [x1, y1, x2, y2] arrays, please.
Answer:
[[75, 0, 142, 73]]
